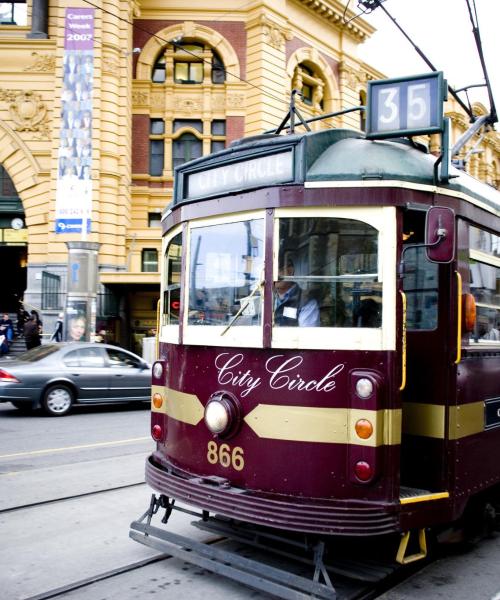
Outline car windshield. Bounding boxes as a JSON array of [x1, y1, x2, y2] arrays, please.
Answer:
[[13, 345, 60, 362]]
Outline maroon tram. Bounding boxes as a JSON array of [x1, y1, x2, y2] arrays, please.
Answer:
[[131, 77, 500, 596]]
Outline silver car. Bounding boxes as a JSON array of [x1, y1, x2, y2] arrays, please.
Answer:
[[0, 343, 151, 416]]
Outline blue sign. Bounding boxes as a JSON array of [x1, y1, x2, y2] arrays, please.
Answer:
[[55, 219, 91, 234], [366, 72, 445, 139]]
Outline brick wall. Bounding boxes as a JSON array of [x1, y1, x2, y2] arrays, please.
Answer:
[[132, 114, 150, 174]]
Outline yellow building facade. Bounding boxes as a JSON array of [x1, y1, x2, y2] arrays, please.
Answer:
[[0, 0, 498, 350]]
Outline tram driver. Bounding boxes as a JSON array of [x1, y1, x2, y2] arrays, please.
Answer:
[[274, 261, 320, 327]]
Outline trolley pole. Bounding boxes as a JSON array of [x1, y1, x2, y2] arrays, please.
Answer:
[[64, 242, 99, 342]]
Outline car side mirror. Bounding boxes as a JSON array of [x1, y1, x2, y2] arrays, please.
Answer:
[[425, 206, 455, 263]]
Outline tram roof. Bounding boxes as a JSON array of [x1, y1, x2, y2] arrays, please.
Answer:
[[174, 129, 500, 213]]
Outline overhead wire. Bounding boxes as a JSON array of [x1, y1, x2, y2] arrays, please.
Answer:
[[464, 0, 497, 124], [77, 0, 370, 132]]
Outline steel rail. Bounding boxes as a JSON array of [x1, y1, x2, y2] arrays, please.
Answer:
[[0, 481, 146, 515]]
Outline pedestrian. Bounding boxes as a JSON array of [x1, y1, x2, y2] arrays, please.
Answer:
[[30, 310, 43, 333], [0, 313, 14, 344], [50, 313, 64, 342], [16, 305, 28, 337], [24, 315, 41, 350]]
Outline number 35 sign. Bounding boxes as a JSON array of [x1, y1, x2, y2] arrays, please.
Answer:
[[366, 72, 446, 139]]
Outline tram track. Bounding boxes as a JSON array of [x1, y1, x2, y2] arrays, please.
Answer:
[[17, 535, 430, 600], [0, 480, 146, 515]]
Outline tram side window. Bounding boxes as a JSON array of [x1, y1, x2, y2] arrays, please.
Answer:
[[402, 211, 438, 330], [187, 219, 264, 326], [275, 217, 382, 328], [469, 226, 500, 342], [163, 233, 182, 325]]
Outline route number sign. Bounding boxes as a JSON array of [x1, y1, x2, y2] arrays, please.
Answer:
[[366, 72, 445, 139]]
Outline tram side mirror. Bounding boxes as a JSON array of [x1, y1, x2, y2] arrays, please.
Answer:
[[425, 206, 455, 263]]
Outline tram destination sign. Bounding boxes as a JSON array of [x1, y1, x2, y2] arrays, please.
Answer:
[[185, 150, 294, 200], [366, 72, 445, 139]]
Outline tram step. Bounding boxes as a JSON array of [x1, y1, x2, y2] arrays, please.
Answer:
[[399, 486, 432, 500], [130, 520, 337, 600], [194, 517, 397, 584]]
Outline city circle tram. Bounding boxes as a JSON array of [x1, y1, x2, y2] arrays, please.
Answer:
[[131, 75, 500, 598]]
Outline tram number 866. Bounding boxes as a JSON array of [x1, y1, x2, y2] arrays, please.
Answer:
[[207, 441, 245, 471]]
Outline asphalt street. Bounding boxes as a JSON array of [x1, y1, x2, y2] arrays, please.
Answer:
[[1, 402, 500, 599]]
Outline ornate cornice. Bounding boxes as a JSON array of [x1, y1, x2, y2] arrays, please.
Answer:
[[296, 0, 375, 42], [0, 89, 50, 139]]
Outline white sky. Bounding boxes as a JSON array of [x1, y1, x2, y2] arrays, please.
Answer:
[[356, 0, 499, 122]]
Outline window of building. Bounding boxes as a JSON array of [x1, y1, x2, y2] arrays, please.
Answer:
[[151, 40, 225, 85], [148, 212, 161, 227], [172, 133, 202, 170], [41, 272, 62, 310], [174, 43, 204, 83], [142, 249, 158, 272], [292, 63, 324, 111], [149, 140, 164, 176], [173, 119, 203, 133], [212, 50, 225, 84], [210, 120, 226, 154], [0, 1, 27, 25], [152, 55, 166, 83], [150, 119, 164, 134]]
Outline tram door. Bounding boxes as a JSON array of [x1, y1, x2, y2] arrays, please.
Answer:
[[400, 210, 453, 493]]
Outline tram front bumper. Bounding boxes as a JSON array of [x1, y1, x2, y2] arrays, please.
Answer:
[[144, 456, 399, 536]]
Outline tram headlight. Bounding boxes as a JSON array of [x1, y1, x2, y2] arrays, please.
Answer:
[[355, 378, 373, 399], [153, 362, 163, 380], [204, 392, 242, 438], [204, 400, 230, 434]]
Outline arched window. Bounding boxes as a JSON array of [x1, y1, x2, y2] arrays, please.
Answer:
[[172, 132, 203, 170], [292, 62, 324, 111], [151, 41, 226, 85]]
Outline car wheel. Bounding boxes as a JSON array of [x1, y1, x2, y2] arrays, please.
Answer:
[[43, 384, 74, 417], [11, 401, 34, 413]]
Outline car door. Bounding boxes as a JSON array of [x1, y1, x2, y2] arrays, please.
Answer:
[[104, 347, 151, 401], [62, 346, 109, 400]]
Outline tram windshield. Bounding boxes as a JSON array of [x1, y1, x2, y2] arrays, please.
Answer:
[[187, 218, 264, 326], [275, 217, 382, 328], [162, 207, 394, 350]]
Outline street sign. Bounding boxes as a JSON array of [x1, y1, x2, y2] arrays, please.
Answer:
[[366, 72, 446, 139]]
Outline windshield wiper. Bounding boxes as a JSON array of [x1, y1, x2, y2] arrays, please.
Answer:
[[221, 275, 264, 336]]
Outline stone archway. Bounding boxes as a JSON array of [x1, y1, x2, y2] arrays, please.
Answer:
[[136, 21, 241, 83], [0, 121, 42, 310], [287, 47, 339, 113]]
